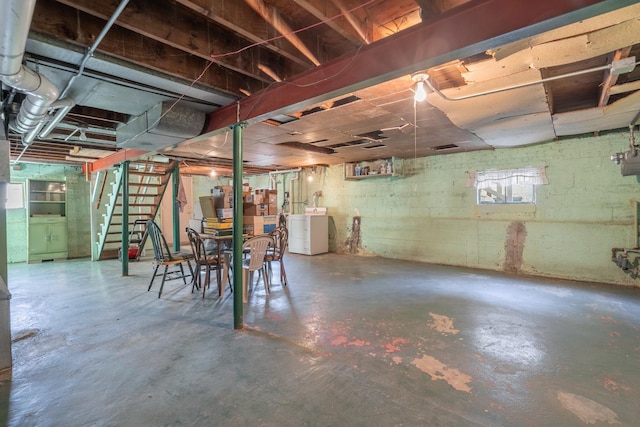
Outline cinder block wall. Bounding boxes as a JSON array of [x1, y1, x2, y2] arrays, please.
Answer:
[[243, 132, 639, 287]]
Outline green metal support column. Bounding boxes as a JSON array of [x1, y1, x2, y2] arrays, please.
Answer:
[[232, 123, 246, 329], [121, 161, 129, 276], [172, 164, 180, 253]]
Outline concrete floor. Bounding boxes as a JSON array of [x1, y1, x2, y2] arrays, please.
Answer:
[[1, 253, 639, 426]]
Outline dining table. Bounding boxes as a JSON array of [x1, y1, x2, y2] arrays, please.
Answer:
[[199, 232, 250, 298]]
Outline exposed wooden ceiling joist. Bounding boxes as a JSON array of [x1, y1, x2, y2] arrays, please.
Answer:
[[204, 0, 621, 133]]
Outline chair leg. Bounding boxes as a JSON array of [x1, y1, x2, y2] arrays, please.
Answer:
[[178, 263, 187, 285], [262, 266, 270, 295], [280, 259, 288, 286], [191, 262, 201, 292], [242, 269, 249, 303], [202, 265, 211, 299], [158, 265, 169, 298], [148, 264, 160, 291]]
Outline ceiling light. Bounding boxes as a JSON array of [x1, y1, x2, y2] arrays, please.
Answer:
[[411, 73, 429, 102], [210, 169, 217, 177]]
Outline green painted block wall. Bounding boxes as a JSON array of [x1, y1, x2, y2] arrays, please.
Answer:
[[6, 164, 91, 263], [240, 132, 639, 287]]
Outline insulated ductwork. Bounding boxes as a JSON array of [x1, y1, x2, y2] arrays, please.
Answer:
[[116, 101, 206, 150], [0, 0, 60, 143]]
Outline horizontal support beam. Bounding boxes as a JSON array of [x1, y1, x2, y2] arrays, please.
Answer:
[[82, 149, 149, 174], [204, 0, 633, 133]]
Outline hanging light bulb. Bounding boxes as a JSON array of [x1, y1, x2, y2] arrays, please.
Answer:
[[411, 73, 429, 102], [414, 81, 427, 102], [209, 169, 217, 177]]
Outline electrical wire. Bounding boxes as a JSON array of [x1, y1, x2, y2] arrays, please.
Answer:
[[210, 0, 378, 60], [119, 0, 380, 148]]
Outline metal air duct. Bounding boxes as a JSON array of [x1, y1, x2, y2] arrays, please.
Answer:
[[0, 0, 60, 143], [116, 101, 206, 150]]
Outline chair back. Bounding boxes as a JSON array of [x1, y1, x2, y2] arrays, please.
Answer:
[[186, 227, 202, 258], [268, 226, 288, 260], [242, 235, 274, 272], [146, 220, 174, 262], [186, 227, 217, 263]]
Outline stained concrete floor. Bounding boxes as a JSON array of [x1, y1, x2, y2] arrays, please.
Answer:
[[1, 253, 639, 426]]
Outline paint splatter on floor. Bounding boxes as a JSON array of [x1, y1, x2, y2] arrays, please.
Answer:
[[597, 377, 632, 394], [411, 354, 472, 392], [428, 312, 459, 335], [557, 391, 620, 424]]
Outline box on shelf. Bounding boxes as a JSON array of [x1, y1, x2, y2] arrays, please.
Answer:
[[267, 193, 277, 204], [268, 203, 278, 215]]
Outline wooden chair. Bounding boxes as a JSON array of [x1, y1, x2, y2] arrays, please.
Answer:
[[264, 226, 288, 287], [241, 235, 274, 302], [186, 227, 223, 298], [146, 220, 194, 298]]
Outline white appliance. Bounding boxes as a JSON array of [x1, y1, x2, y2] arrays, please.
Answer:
[[288, 213, 328, 255]]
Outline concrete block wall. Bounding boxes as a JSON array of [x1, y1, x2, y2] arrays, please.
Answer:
[[6, 164, 91, 263], [243, 132, 639, 287]]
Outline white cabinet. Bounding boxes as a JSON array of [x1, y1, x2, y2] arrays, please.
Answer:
[[288, 214, 328, 255]]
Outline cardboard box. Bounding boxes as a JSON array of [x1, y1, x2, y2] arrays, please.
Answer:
[[253, 194, 264, 204], [243, 215, 264, 235], [199, 196, 215, 218], [268, 203, 278, 215], [216, 208, 233, 219], [268, 193, 278, 204], [244, 203, 268, 216], [204, 218, 232, 229]]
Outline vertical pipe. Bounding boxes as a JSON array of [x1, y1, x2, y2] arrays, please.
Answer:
[[172, 165, 180, 252], [635, 200, 639, 248], [121, 161, 129, 276], [0, 140, 12, 376], [232, 123, 245, 329]]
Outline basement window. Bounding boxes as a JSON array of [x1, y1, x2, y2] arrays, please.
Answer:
[[470, 167, 547, 205], [5, 183, 24, 209]]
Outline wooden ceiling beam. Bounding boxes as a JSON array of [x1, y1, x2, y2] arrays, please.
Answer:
[[53, 0, 303, 83], [175, 0, 311, 68], [598, 47, 633, 107], [245, 0, 321, 66], [292, 0, 368, 45], [33, 0, 261, 95], [205, 0, 631, 133]]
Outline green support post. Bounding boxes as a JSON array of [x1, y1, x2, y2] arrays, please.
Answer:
[[172, 165, 180, 253], [232, 123, 246, 329], [121, 161, 129, 276]]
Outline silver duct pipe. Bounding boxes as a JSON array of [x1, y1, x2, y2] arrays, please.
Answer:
[[0, 0, 60, 142], [25, 98, 76, 145], [37, 0, 130, 140]]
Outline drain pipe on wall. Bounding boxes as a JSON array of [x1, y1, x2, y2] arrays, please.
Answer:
[[268, 168, 301, 214]]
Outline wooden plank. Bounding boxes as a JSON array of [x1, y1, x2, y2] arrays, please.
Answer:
[[33, 0, 259, 95], [205, 0, 629, 133], [175, 0, 311, 67], [54, 0, 304, 82]]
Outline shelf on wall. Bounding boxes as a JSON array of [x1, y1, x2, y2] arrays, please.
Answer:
[[343, 157, 403, 180]]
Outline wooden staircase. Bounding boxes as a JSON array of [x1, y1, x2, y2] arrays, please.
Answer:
[[94, 158, 176, 260]]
